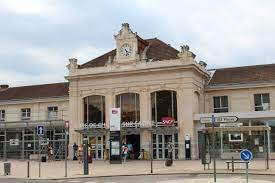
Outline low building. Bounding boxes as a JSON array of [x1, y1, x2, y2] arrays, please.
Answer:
[[0, 23, 275, 160]]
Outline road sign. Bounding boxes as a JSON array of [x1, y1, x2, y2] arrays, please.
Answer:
[[240, 149, 253, 162], [200, 116, 238, 124], [9, 139, 19, 146], [37, 125, 44, 136], [40, 138, 49, 146]]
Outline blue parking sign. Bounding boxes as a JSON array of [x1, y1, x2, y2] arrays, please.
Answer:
[[37, 125, 44, 136], [240, 149, 253, 162]]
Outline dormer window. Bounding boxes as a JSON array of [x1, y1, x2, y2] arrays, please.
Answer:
[[254, 93, 270, 111]]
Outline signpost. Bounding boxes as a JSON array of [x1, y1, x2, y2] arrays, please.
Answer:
[[36, 125, 44, 178], [64, 121, 69, 177], [211, 115, 216, 183], [200, 115, 238, 183], [240, 149, 253, 183], [200, 116, 238, 124], [37, 125, 44, 136]]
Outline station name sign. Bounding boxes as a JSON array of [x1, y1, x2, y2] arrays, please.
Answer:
[[200, 116, 238, 124]]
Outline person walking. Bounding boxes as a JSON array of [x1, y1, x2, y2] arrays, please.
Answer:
[[122, 143, 128, 162], [78, 144, 83, 164], [48, 145, 54, 161], [165, 141, 174, 166]]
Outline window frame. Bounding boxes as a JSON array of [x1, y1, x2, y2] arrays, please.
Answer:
[[21, 108, 31, 120], [213, 96, 229, 113], [47, 106, 58, 119], [254, 93, 270, 111], [151, 90, 178, 125], [0, 110, 5, 122]]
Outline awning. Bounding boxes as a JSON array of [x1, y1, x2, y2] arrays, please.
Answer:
[[202, 125, 270, 133]]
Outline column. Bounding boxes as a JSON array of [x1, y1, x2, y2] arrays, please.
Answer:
[[178, 86, 197, 159], [140, 89, 151, 156]]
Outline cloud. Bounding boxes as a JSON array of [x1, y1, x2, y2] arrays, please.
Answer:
[[0, 69, 65, 87], [70, 45, 108, 64], [1, 0, 275, 86], [0, 0, 54, 15]]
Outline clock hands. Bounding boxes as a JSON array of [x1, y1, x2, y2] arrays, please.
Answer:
[[124, 49, 129, 56]]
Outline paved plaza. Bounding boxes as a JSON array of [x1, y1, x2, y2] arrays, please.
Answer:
[[0, 159, 274, 180], [1, 174, 275, 183]]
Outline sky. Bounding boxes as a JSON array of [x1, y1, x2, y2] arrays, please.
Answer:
[[0, 0, 275, 87]]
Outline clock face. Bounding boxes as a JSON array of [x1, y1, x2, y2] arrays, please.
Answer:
[[120, 43, 132, 57]]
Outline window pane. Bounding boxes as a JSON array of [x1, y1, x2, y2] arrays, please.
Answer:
[[254, 94, 262, 106], [262, 94, 270, 104], [213, 97, 220, 108], [151, 93, 156, 122], [221, 96, 228, 107], [85, 95, 105, 124], [172, 91, 177, 121], [116, 93, 140, 122]]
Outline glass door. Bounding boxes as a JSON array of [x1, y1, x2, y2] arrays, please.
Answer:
[[153, 133, 178, 159], [89, 135, 105, 159]]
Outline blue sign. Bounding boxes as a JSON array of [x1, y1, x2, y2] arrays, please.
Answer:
[[37, 125, 44, 136], [240, 149, 253, 162]]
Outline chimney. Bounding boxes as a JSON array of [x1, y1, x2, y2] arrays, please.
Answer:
[[0, 84, 9, 92]]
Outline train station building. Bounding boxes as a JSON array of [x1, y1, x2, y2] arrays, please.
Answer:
[[0, 23, 275, 160]]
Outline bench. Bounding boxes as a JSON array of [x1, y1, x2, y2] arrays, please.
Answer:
[[226, 158, 249, 172]]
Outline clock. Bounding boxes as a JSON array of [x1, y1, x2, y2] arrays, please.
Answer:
[[120, 43, 132, 57]]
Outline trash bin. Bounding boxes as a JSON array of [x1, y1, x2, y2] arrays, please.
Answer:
[[4, 162, 11, 175], [41, 156, 47, 162]]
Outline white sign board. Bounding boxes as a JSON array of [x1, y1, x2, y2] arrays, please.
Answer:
[[9, 139, 19, 146], [110, 108, 121, 131], [200, 116, 238, 124], [40, 138, 49, 146]]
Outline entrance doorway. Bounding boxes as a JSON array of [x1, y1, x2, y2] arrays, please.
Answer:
[[125, 134, 140, 159]]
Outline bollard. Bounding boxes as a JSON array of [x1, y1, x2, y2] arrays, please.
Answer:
[[27, 161, 30, 178], [232, 156, 234, 172]]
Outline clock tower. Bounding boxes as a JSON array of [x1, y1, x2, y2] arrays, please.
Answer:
[[114, 23, 139, 64]]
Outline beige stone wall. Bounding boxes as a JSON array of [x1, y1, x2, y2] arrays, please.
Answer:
[[67, 60, 208, 159], [0, 98, 69, 122], [204, 86, 275, 113]]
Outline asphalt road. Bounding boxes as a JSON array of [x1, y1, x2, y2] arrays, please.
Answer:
[[1, 174, 275, 183]]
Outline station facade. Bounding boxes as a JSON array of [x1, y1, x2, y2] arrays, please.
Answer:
[[1, 23, 275, 160]]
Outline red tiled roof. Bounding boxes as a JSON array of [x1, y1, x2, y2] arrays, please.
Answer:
[[0, 82, 69, 101], [208, 64, 275, 86], [79, 38, 179, 69]]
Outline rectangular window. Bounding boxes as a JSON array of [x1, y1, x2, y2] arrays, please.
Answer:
[[213, 96, 228, 113], [0, 110, 5, 121], [254, 93, 270, 111], [48, 106, 58, 119], [21, 108, 31, 120]]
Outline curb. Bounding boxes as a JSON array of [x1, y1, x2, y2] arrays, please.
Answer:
[[3, 172, 275, 181]]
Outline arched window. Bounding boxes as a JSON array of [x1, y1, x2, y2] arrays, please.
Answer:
[[151, 90, 177, 123], [116, 93, 140, 122], [83, 95, 105, 123]]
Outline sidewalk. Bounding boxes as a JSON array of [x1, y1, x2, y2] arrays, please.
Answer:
[[0, 159, 274, 179]]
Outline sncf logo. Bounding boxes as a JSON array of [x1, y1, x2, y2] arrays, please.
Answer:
[[112, 110, 118, 114]]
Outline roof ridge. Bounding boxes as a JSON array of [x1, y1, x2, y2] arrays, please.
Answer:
[[212, 63, 275, 71], [5, 82, 68, 89]]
